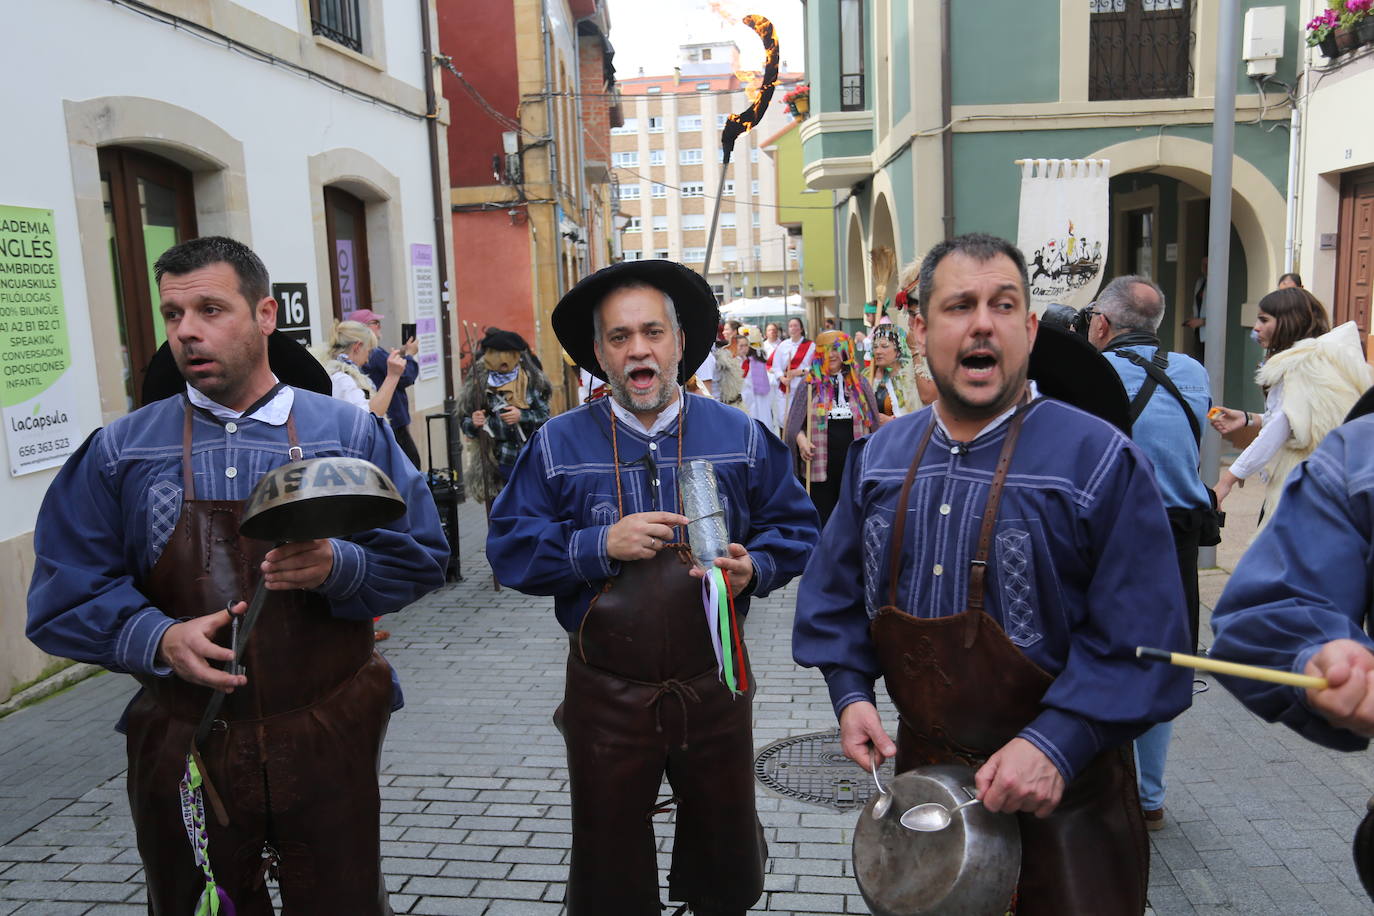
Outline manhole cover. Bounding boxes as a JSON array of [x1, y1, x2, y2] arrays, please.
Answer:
[[754, 729, 895, 810]]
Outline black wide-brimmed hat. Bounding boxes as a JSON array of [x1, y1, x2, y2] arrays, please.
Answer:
[[552, 260, 720, 384], [1029, 323, 1132, 435], [1345, 385, 1374, 423], [141, 331, 332, 404]]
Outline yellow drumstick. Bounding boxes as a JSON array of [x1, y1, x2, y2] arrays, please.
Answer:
[[1136, 647, 1329, 691]]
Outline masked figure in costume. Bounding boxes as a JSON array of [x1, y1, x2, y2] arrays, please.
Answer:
[[26, 237, 449, 914], [793, 234, 1192, 915], [460, 329, 551, 503], [869, 323, 920, 425], [784, 330, 880, 526], [486, 260, 819, 915]]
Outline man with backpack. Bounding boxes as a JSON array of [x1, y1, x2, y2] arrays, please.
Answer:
[[1088, 274, 1220, 831]]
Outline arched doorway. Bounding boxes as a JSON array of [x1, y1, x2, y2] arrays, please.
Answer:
[[98, 146, 198, 410], [869, 194, 898, 328], [845, 212, 867, 328]]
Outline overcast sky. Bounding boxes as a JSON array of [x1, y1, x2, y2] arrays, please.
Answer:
[[604, 0, 805, 80]]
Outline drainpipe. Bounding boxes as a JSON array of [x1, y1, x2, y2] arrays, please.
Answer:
[[541, 0, 567, 409], [420, 0, 463, 577], [1198, 0, 1240, 570], [1283, 107, 1300, 274], [940, 0, 954, 240]]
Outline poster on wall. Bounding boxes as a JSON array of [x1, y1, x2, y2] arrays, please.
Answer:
[[410, 243, 439, 381], [335, 239, 356, 314], [1015, 158, 1110, 314], [0, 206, 81, 476]]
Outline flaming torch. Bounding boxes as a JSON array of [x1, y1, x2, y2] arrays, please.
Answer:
[[703, 14, 779, 281]]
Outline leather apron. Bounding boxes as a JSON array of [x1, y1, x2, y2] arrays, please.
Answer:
[[124, 399, 395, 916], [871, 406, 1149, 916], [556, 408, 765, 916]]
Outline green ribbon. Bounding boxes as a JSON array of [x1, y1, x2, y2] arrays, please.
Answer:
[[710, 566, 737, 693]]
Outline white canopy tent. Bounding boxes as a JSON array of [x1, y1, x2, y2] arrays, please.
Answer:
[[718, 294, 804, 319]]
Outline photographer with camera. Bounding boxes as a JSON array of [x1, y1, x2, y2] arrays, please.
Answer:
[[461, 329, 551, 504], [1086, 275, 1217, 832]]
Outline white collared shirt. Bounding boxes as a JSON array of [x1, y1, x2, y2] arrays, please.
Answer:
[[186, 375, 294, 426], [608, 386, 683, 438]]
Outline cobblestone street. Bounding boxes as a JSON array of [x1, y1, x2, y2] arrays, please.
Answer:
[[2, 482, 1373, 915]]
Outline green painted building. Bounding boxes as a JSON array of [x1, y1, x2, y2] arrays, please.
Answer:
[[799, 0, 1302, 411], [764, 119, 838, 318]]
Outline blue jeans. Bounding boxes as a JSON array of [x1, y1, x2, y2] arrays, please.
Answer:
[[1133, 721, 1173, 810]]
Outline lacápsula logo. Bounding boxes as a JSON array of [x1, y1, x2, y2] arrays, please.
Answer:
[[11, 403, 67, 431]]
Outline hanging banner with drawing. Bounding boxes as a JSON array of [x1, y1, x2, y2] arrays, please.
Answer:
[[1016, 158, 1110, 314]]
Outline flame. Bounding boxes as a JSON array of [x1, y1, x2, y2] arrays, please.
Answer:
[[720, 14, 778, 159], [708, 0, 739, 25]]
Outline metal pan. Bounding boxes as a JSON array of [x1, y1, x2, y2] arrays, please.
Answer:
[[852, 763, 1020, 916], [239, 456, 406, 542]]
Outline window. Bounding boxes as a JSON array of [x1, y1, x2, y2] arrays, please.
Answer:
[[682, 183, 704, 197], [683, 247, 706, 262], [701, 49, 712, 61], [751, 211, 760, 227], [612, 118, 639, 135], [625, 217, 642, 232], [99, 146, 198, 408], [682, 214, 706, 230], [720, 246, 737, 263], [753, 245, 762, 261], [717, 114, 728, 128], [653, 215, 668, 231], [678, 115, 703, 131], [839, 0, 865, 110], [1088, 0, 1192, 100], [648, 116, 665, 132], [310, 0, 363, 53], [723, 180, 736, 196], [720, 212, 736, 228], [649, 149, 665, 166], [750, 148, 759, 163], [696, 82, 711, 90], [680, 148, 704, 165], [324, 186, 372, 322], [647, 87, 662, 94], [651, 183, 668, 198], [619, 184, 641, 200], [655, 249, 670, 259], [750, 180, 759, 196], [788, 247, 799, 264], [622, 249, 642, 260], [612, 151, 639, 168]]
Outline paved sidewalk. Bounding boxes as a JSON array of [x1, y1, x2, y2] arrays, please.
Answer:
[[1, 482, 1372, 914]]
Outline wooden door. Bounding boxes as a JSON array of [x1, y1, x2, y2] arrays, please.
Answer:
[[1335, 168, 1374, 340]]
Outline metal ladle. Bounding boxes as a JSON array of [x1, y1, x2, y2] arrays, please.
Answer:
[[868, 754, 893, 820], [900, 797, 983, 832]]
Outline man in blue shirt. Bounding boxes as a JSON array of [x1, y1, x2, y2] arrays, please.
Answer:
[[794, 234, 1191, 915], [28, 237, 448, 915], [488, 260, 818, 916], [1089, 275, 1214, 831], [349, 308, 421, 468]]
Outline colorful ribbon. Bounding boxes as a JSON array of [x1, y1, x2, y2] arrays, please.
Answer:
[[179, 753, 236, 916], [702, 567, 747, 696]]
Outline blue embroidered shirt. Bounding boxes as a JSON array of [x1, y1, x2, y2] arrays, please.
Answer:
[[1211, 415, 1374, 751], [486, 393, 820, 630], [26, 388, 449, 718], [793, 397, 1193, 781]]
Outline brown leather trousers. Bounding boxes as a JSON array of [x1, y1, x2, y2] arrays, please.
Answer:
[[560, 545, 765, 916], [126, 404, 393, 915]]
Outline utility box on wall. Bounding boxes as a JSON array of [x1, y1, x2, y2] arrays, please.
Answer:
[[1243, 6, 1286, 77]]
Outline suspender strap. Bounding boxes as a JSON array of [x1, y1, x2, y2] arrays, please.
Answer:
[[1119, 349, 1202, 445], [886, 417, 937, 608]]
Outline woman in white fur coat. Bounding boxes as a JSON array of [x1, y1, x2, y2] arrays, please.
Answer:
[[1211, 288, 1372, 529]]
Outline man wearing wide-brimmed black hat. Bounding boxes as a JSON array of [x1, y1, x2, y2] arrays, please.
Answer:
[[794, 234, 1193, 915], [487, 260, 819, 915]]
